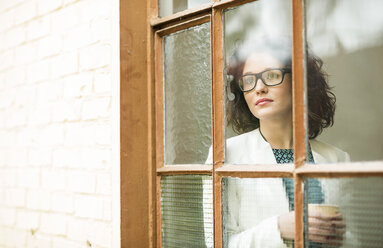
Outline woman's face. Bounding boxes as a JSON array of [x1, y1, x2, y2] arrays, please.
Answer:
[[242, 52, 292, 121]]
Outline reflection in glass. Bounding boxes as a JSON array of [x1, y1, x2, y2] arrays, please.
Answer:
[[223, 0, 294, 165], [304, 177, 383, 247], [222, 177, 296, 247], [306, 0, 383, 161], [164, 22, 211, 165], [159, 0, 210, 17], [161, 175, 213, 247]]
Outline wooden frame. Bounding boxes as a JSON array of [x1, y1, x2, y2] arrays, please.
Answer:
[[296, 162, 383, 177], [120, 0, 153, 247], [211, 4, 224, 247], [117, 0, 383, 247], [154, 15, 212, 170], [154, 14, 213, 248], [291, 0, 305, 246]]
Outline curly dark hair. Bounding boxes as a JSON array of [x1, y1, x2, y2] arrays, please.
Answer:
[[226, 39, 336, 139]]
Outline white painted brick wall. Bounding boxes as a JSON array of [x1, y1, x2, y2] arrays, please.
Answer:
[[15, 43, 37, 66], [41, 169, 66, 191], [51, 52, 78, 77], [38, 35, 62, 59], [5, 188, 25, 207], [3, 169, 17, 188], [82, 97, 111, 120], [17, 168, 40, 188], [67, 217, 112, 247], [80, 44, 111, 70], [37, 0, 62, 15], [14, 1, 37, 25], [51, 192, 74, 214], [16, 210, 39, 230], [52, 237, 84, 248], [67, 170, 96, 193], [27, 234, 52, 248], [29, 147, 52, 166], [0, 226, 28, 247], [26, 189, 50, 211], [0, 207, 16, 226], [0, 0, 118, 247], [74, 195, 104, 219], [5, 25, 26, 49], [27, 59, 50, 83], [40, 213, 67, 235], [27, 16, 50, 41]]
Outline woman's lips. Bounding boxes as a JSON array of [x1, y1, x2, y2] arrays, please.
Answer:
[[256, 98, 273, 106]]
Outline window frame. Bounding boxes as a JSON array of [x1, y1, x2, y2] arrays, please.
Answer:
[[119, 0, 383, 247]]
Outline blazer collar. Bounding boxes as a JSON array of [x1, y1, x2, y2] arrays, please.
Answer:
[[310, 140, 328, 164], [247, 129, 277, 164], [247, 129, 328, 164]]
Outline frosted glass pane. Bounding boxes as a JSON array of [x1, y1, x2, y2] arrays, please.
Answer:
[[305, 0, 383, 161], [222, 177, 296, 247], [164, 22, 211, 165], [161, 175, 213, 248], [223, 0, 293, 164], [158, 0, 211, 17], [304, 178, 383, 248]]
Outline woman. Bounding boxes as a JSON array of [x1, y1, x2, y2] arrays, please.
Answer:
[[206, 38, 349, 247]]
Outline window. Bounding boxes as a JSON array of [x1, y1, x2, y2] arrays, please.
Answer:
[[120, 0, 383, 247]]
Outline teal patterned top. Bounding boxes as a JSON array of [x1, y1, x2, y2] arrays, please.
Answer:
[[272, 148, 314, 164], [272, 148, 323, 248]]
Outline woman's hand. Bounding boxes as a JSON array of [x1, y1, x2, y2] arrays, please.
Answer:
[[278, 210, 345, 246], [278, 211, 295, 240]]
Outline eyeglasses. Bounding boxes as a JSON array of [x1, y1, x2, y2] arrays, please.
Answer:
[[238, 68, 291, 92]]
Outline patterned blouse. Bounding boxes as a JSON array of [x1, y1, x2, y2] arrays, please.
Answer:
[[272, 148, 323, 248]]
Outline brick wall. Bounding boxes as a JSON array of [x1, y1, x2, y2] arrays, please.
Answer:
[[0, 0, 119, 247]]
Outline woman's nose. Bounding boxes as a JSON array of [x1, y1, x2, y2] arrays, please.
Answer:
[[254, 78, 268, 94]]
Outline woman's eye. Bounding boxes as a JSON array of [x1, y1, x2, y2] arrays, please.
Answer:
[[245, 77, 253, 84], [267, 73, 277, 79], [267, 73, 279, 79]]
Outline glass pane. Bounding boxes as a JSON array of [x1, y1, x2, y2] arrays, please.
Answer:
[[223, 0, 293, 164], [158, 0, 211, 17], [161, 175, 213, 248], [305, 0, 383, 162], [222, 177, 295, 247], [164, 22, 211, 165], [304, 177, 383, 247]]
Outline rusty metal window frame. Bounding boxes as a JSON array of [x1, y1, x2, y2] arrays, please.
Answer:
[[148, 0, 383, 247]]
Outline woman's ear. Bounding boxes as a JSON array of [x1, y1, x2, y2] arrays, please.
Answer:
[[226, 75, 235, 101]]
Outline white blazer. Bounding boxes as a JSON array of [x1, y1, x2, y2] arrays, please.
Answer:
[[205, 128, 350, 248]]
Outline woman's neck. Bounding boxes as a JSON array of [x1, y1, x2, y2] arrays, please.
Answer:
[[259, 118, 293, 149]]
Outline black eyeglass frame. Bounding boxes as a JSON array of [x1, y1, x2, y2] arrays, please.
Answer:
[[238, 68, 292, 92]]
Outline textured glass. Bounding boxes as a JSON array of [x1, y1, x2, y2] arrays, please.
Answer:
[[158, 0, 211, 17], [222, 177, 295, 247], [304, 177, 383, 247], [164, 22, 211, 165], [223, 0, 293, 164], [161, 175, 213, 248], [305, 0, 383, 161]]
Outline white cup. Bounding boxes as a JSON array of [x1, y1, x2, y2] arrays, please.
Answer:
[[308, 203, 339, 217]]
